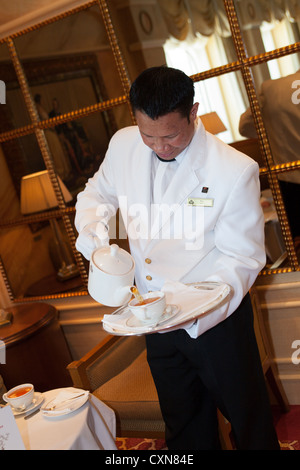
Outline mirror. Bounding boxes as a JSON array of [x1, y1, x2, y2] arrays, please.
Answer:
[[0, 0, 299, 303], [242, 59, 300, 245], [233, 0, 300, 52]]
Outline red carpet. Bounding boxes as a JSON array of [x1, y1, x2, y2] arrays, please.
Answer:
[[116, 405, 300, 450], [272, 405, 300, 450], [116, 437, 167, 450]]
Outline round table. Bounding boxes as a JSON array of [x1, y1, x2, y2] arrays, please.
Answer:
[[16, 387, 117, 450], [0, 303, 73, 391]]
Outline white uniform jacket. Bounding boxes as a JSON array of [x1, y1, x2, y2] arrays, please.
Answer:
[[75, 119, 266, 338]]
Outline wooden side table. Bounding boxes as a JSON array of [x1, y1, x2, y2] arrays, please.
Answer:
[[0, 303, 73, 392]]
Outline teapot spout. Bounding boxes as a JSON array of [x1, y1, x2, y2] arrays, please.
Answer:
[[114, 285, 132, 306]]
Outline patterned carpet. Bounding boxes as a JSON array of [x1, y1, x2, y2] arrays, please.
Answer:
[[273, 405, 300, 450], [115, 437, 299, 450], [116, 437, 167, 451], [116, 405, 300, 450]]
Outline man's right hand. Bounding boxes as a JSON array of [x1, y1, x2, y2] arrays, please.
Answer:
[[75, 221, 109, 260]]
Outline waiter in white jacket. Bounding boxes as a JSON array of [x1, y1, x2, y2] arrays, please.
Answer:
[[75, 66, 279, 450]]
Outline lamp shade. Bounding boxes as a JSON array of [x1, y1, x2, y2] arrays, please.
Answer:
[[200, 112, 226, 135], [20, 170, 72, 214]]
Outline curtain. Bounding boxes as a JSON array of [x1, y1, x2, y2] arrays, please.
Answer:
[[285, 0, 300, 22], [158, 0, 300, 40], [157, 0, 190, 40], [157, 0, 231, 39], [163, 29, 246, 142], [161, 0, 299, 143]]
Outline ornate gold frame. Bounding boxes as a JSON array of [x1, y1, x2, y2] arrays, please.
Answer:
[[0, 0, 299, 303]]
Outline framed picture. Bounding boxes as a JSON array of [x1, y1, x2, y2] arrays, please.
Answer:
[[0, 53, 117, 197]]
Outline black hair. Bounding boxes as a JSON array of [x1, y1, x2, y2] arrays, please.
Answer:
[[129, 66, 195, 120]]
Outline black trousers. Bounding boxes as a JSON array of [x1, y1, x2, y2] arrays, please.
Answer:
[[146, 294, 280, 450]]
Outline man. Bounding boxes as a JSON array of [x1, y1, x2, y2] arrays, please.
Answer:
[[239, 70, 300, 239], [75, 66, 279, 450]]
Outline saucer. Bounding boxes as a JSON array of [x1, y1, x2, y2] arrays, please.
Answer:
[[41, 390, 89, 418], [12, 392, 44, 416], [126, 304, 180, 329]]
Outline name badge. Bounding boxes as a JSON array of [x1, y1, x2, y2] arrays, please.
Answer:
[[187, 197, 214, 207]]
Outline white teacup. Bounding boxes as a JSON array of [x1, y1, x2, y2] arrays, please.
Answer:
[[3, 383, 34, 411], [128, 291, 166, 324]]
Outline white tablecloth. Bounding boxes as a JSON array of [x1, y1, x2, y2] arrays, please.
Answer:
[[16, 387, 117, 450]]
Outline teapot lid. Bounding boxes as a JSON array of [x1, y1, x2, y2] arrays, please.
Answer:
[[93, 244, 133, 275]]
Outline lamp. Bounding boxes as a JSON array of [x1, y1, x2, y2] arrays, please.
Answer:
[[20, 170, 79, 281], [200, 112, 227, 135]]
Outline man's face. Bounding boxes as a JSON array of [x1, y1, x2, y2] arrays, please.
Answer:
[[135, 103, 199, 160]]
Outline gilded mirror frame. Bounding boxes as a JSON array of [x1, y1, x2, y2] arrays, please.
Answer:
[[0, 0, 299, 304]]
